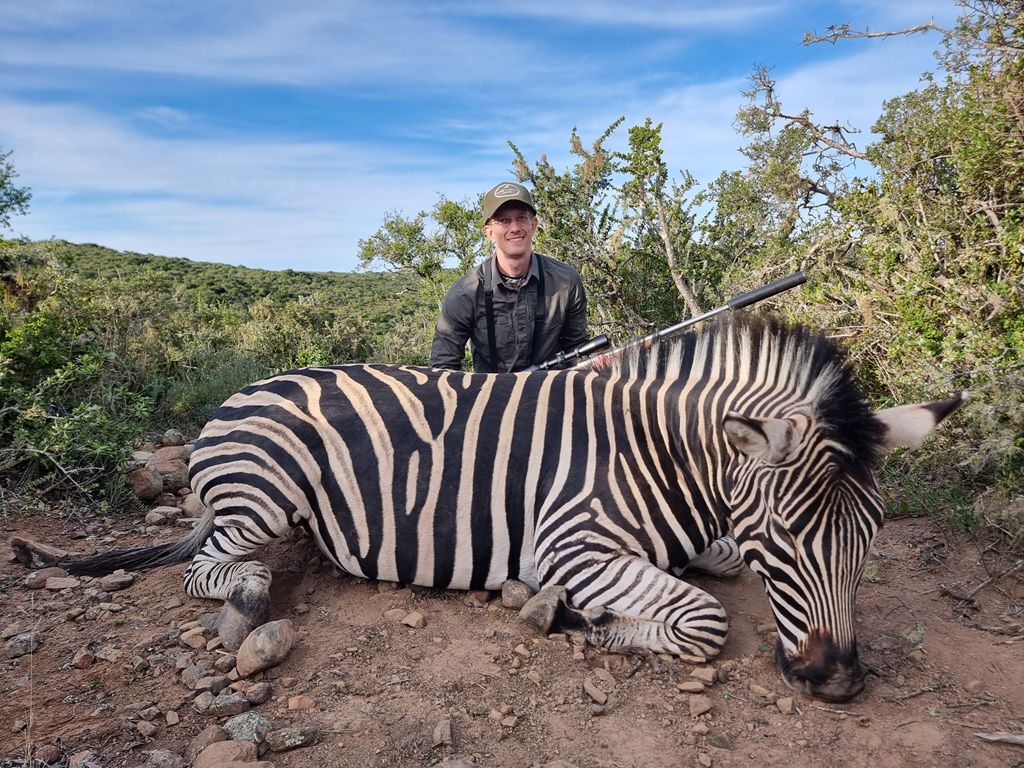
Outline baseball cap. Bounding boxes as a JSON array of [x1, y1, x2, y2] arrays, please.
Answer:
[[482, 182, 536, 223]]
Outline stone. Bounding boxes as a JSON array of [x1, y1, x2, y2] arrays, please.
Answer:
[[691, 666, 717, 684], [245, 681, 273, 704], [749, 683, 775, 699], [6, 632, 41, 658], [187, 725, 227, 763], [165, 711, 180, 725], [153, 444, 190, 462], [45, 576, 81, 590], [180, 493, 206, 517], [689, 694, 714, 717], [776, 696, 795, 715], [501, 580, 536, 609], [583, 678, 607, 705], [193, 740, 258, 768], [100, 572, 135, 591], [235, 619, 296, 677], [73, 647, 95, 669], [223, 711, 272, 743], [432, 718, 453, 747], [137, 720, 159, 737], [527, 670, 543, 684], [68, 750, 98, 768], [192, 691, 215, 713], [288, 694, 315, 710], [179, 627, 207, 649], [144, 511, 168, 525], [265, 725, 320, 751], [195, 675, 231, 694], [708, 732, 735, 749], [25, 567, 67, 589], [402, 611, 426, 628], [697, 753, 713, 767], [152, 458, 190, 492], [207, 693, 251, 717], [131, 468, 165, 500], [161, 429, 187, 446], [35, 744, 62, 764], [677, 680, 706, 693], [138, 749, 186, 768], [384, 608, 407, 622]]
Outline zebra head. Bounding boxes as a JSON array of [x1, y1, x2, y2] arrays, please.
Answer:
[[723, 391, 964, 702]]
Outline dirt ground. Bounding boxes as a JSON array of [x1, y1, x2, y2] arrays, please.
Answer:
[[1, 512, 1023, 768]]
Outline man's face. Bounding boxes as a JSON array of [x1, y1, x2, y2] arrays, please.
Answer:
[[484, 203, 538, 260]]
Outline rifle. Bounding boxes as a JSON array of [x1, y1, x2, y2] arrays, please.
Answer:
[[527, 271, 807, 372]]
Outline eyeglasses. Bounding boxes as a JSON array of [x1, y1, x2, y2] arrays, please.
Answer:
[[488, 213, 534, 228]]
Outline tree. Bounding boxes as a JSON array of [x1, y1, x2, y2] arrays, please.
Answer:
[[0, 149, 31, 231]]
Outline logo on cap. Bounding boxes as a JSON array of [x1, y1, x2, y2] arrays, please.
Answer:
[[494, 183, 522, 198]]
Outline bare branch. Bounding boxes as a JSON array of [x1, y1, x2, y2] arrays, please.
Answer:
[[803, 21, 946, 46]]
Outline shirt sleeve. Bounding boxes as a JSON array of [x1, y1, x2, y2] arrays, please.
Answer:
[[429, 279, 476, 369]]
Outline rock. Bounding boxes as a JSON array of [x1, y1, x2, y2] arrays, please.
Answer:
[[138, 749, 186, 768], [179, 627, 207, 649], [245, 681, 273, 704], [153, 443, 190, 462], [34, 744, 61, 764], [165, 711, 180, 725], [749, 683, 775, 699], [6, 632, 41, 658], [192, 691, 215, 713], [100, 572, 135, 591], [235, 620, 296, 677], [207, 693, 251, 717], [583, 678, 607, 705], [152, 458, 190, 492], [181, 664, 211, 689], [677, 680, 706, 693], [697, 752, 713, 767], [137, 720, 159, 738], [73, 647, 95, 669], [25, 567, 68, 589], [384, 608, 407, 622], [161, 429, 187, 446], [180, 493, 206, 517], [693, 722, 710, 735], [213, 653, 236, 673], [131, 468, 165, 500], [501, 580, 536, 609], [691, 666, 717, 684], [527, 670, 543, 684], [223, 712, 272, 743], [501, 715, 519, 727], [13, 719, 27, 732], [45, 576, 81, 590], [432, 717, 453, 747], [68, 750, 98, 768], [402, 611, 426, 628], [708, 732, 735, 749], [193, 740, 257, 768], [195, 675, 231, 694], [776, 696, 795, 715], [689, 694, 714, 717], [288, 694, 315, 710], [187, 725, 227, 763], [144, 511, 168, 525]]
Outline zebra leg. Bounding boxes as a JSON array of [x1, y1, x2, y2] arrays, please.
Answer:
[[521, 555, 728, 662], [183, 521, 279, 651], [678, 536, 745, 578]]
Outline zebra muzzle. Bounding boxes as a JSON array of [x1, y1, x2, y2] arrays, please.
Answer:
[[775, 636, 869, 702]]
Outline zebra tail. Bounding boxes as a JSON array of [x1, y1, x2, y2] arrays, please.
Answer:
[[65, 504, 216, 577]]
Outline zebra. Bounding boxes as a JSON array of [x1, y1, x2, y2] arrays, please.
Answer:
[[63, 315, 962, 702]]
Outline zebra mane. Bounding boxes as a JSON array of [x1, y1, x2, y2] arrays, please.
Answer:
[[601, 313, 886, 466]]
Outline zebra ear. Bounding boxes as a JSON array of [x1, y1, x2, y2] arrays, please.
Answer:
[[875, 392, 967, 450], [724, 413, 795, 464]]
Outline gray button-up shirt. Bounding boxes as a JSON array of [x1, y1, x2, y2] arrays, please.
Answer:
[[429, 253, 588, 372]]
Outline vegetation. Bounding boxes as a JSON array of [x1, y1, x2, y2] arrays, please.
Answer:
[[1, 2, 1021, 544]]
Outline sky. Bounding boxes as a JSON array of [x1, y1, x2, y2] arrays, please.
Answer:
[[1, 1, 960, 273]]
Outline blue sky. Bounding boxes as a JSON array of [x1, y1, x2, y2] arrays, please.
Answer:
[[1, 1, 959, 273]]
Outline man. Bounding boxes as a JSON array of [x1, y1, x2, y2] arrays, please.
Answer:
[[429, 182, 588, 372]]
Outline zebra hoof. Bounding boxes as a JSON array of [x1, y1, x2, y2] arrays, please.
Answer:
[[519, 585, 568, 635], [216, 603, 256, 652]]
